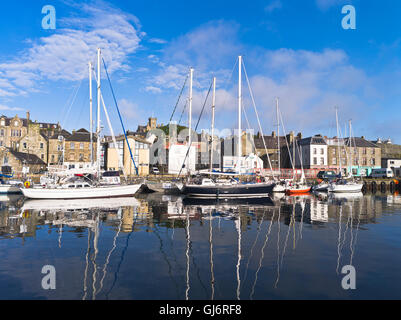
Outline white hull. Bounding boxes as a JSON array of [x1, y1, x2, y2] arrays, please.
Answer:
[[312, 183, 329, 192], [21, 184, 143, 199], [21, 197, 141, 211], [328, 183, 363, 193], [0, 185, 22, 194], [272, 184, 286, 193]]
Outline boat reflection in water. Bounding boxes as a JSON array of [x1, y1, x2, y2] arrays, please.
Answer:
[[0, 192, 400, 299]]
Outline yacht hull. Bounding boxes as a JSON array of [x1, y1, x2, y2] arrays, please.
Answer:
[[328, 183, 363, 193], [22, 197, 141, 211], [182, 182, 275, 199], [0, 185, 22, 194], [21, 184, 143, 200]]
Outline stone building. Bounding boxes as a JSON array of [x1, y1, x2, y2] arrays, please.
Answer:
[[48, 129, 72, 165], [326, 137, 381, 176], [18, 122, 49, 163], [136, 117, 159, 136], [0, 112, 59, 150], [0, 147, 47, 174], [254, 131, 288, 169], [63, 129, 97, 169]]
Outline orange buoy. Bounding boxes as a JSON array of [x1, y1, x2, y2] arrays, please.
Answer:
[[24, 181, 31, 188]]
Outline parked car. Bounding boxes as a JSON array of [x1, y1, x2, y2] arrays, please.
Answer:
[[317, 170, 338, 180], [370, 168, 394, 178]]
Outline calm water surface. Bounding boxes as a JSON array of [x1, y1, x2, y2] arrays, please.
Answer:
[[0, 192, 400, 300]]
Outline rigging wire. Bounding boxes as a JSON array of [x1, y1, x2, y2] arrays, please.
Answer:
[[102, 57, 139, 176], [178, 79, 213, 177], [242, 58, 275, 179], [61, 76, 84, 129], [169, 75, 189, 123]]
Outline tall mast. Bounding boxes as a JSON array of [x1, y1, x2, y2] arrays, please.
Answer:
[[89, 62, 93, 165], [276, 97, 280, 177], [335, 107, 342, 175], [187, 68, 194, 174], [238, 56, 242, 174], [97, 48, 101, 176], [210, 77, 216, 173], [349, 119, 352, 177]]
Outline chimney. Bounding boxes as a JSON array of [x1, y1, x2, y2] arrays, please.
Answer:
[[26, 111, 30, 123], [272, 131, 276, 138]]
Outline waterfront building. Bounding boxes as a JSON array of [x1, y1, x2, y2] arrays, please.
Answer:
[[62, 129, 97, 170], [0, 147, 47, 175], [254, 131, 288, 169], [290, 134, 328, 170], [47, 129, 72, 165], [0, 112, 59, 150], [103, 134, 151, 176], [18, 122, 49, 164], [326, 136, 381, 176], [374, 138, 401, 176]]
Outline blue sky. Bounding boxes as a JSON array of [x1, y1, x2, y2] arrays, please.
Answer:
[[0, 0, 401, 141]]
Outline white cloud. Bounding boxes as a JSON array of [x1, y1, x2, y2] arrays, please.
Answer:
[[315, 0, 348, 11], [0, 104, 24, 111], [265, 0, 283, 13], [148, 38, 168, 44], [0, 1, 142, 97], [145, 86, 162, 94], [118, 99, 139, 119]]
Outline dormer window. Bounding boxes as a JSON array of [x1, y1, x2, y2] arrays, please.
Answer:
[[0, 120, 5, 126], [14, 121, 18, 126]]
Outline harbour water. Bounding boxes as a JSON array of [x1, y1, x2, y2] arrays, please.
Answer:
[[0, 192, 401, 300]]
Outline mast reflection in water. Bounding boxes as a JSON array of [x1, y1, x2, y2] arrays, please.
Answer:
[[0, 192, 401, 299]]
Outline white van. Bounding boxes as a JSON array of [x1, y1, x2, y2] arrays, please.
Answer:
[[371, 168, 394, 178]]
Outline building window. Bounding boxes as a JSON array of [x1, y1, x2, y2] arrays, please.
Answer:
[[320, 149, 324, 155], [57, 144, 63, 151], [41, 154, 44, 160], [332, 149, 336, 155], [51, 155, 55, 163], [363, 148, 367, 155], [363, 158, 367, 165], [4, 156, 8, 164], [320, 158, 324, 165], [0, 129, 4, 137], [313, 157, 317, 165], [14, 121, 18, 126], [0, 120, 4, 126], [80, 143, 84, 150], [70, 143, 75, 150], [371, 158, 375, 165], [40, 143, 44, 149], [79, 154, 84, 161], [332, 157, 337, 165], [313, 148, 317, 155], [372, 148, 375, 155]]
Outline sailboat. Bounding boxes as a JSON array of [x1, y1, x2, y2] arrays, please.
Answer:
[[180, 57, 275, 199], [21, 48, 143, 200], [328, 115, 363, 193], [286, 140, 311, 195]]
